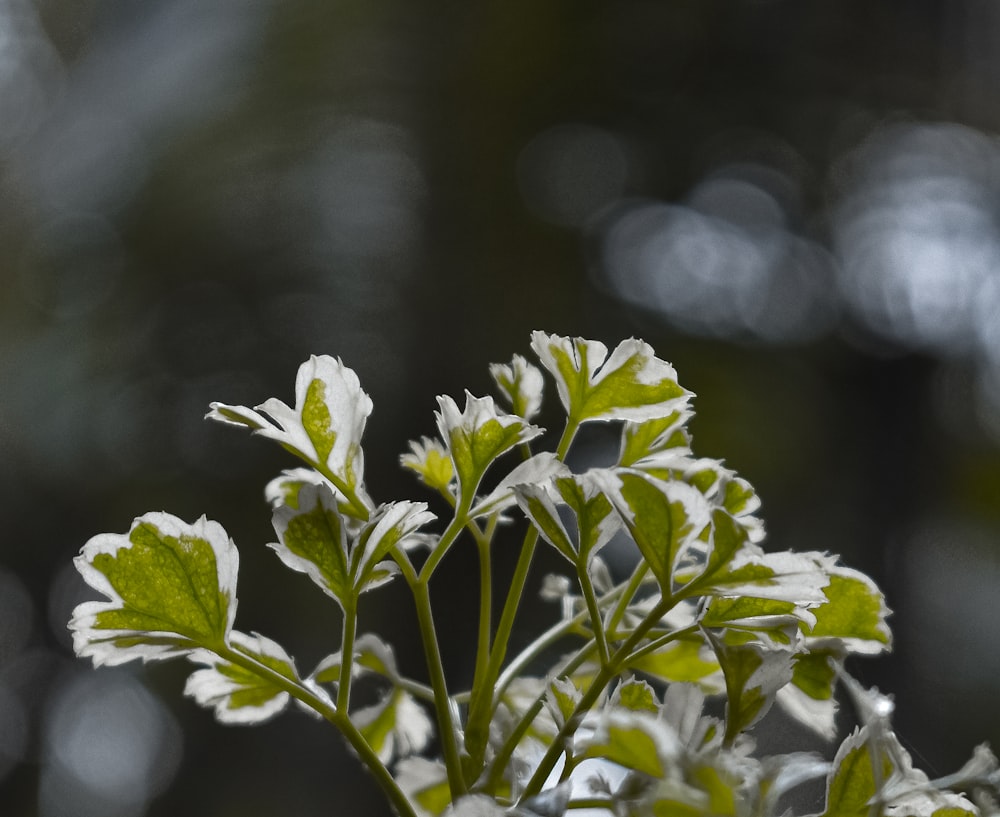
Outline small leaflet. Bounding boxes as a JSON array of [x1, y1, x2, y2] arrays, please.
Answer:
[[490, 354, 545, 421], [595, 469, 711, 594], [708, 632, 797, 743], [70, 512, 238, 666], [207, 355, 373, 517], [618, 411, 693, 467], [545, 677, 582, 727], [529, 331, 690, 424], [580, 709, 681, 779], [613, 679, 659, 715], [514, 470, 620, 566], [352, 688, 434, 765], [469, 453, 568, 519], [806, 568, 893, 655], [270, 482, 353, 607], [400, 437, 456, 496], [435, 392, 543, 505], [820, 726, 897, 817], [395, 757, 452, 817], [693, 549, 834, 607], [183, 631, 304, 725], [351, 500, 436, 592]]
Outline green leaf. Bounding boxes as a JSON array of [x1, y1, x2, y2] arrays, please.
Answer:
[[775, 651, 842, 740], [807, 569, 892, 654], [489, 354, 545, 420], [70, 512, 238, 666], [469, 452, 568, 519], [435, 392, 542, 505], [208, 355, 373, 518], [184, 631, 307, 724], [597, 469, 711, 593], [531, 331, 690, 424], [270, 482, 353, 608]]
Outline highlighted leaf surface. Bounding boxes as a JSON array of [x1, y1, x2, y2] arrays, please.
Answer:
[[70, 513, 238, 666]]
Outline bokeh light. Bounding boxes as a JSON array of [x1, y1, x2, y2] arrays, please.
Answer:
[[41, 671, 182, 817]]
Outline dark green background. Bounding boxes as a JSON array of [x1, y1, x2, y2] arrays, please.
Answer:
[[2, 1, 999, 814]]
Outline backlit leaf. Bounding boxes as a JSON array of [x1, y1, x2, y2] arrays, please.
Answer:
[[436, 392, 543, 505], [490, 354, 545, 420], [208, 355, 373, 517], [269, 482, 352, 607], [184, 631, 307, 725], [70, 512, 238, 666], [530, 331, 690, 424]]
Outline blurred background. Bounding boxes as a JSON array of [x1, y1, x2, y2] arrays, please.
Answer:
[[2, 0, 1000, 814]]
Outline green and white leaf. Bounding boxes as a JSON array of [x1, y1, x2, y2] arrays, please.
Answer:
[[619, 411, 693, 467], [805, 567, 892, 655], [269, 482, 353, 607], [708, 632, 798, 743], [515, 482, 577, 564], [545, 677, 582, 727], [490, 353, 545, 420], [353, 687, 434, 765], [776, 650, 842, 740], [435, 392, 543, 505], [580, 709, 682, 778], [264, 467, 330, 509], [469, 452, 568, 519], [595, 469, 711, 593], [184, 630, 308, 725], [692, 548, 833, 607], [70, 512, 238, 666], [530, 330, 690, 424], [352, 501, 435, 591], [400, 436, 456, 497], [820, 726, 897, 817], [626, 638, 725, 693], [208, 354, 373, 517], [395, 757, 452, 817]]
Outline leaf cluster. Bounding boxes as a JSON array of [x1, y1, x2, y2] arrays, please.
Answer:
[[70, 332, 1000, 817]]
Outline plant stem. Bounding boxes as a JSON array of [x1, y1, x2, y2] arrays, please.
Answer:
[[577, 561, 610, 667], [483, 640, 598, 794], [218, 643, 418, 817], [409, 576, 467, 800], [337, 601, 358, 713], [517, 594, 677, 801]]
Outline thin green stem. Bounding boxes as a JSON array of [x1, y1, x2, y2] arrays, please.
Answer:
[[607, 561, 650, 634], [419, 500, 470, 581], [337, 601, 358, 713], [576, 562, 610, 667], [409, 576, 467, 800], [622, 623, 700, 665], [218, 643, 418, 817], [517, 594, 677, 801], [483, 640, 598, 794]]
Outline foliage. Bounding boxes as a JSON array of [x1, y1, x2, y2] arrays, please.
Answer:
[[70, 331, 1000, 817]]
